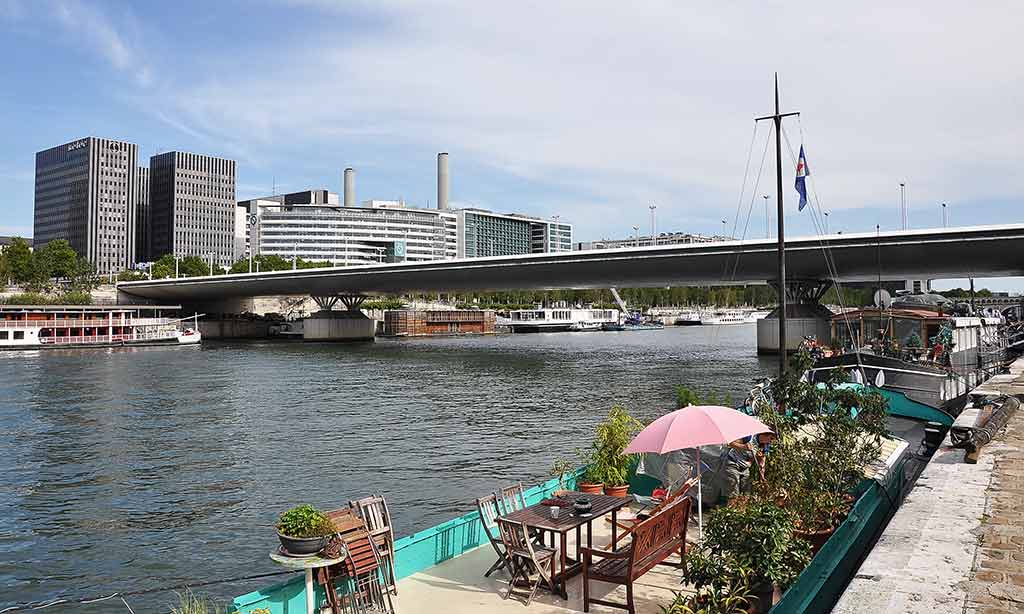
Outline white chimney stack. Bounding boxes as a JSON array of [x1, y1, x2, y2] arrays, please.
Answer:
[[437, 153, 449, 210], [343, 167, 355, 207]]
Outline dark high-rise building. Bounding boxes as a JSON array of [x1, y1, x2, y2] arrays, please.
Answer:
[[149, 151, 236, 266], [33, 137, 139, 273], [135, 166, 150, 263]]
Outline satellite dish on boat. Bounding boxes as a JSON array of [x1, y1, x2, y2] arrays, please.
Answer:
[[874, 370, 886, 388], [873, 289, 892, 309]]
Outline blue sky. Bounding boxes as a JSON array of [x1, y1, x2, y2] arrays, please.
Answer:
[[2, 1, 1023, 290]]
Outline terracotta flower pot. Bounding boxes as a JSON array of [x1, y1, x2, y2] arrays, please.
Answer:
[[794, 525, 837, 556], [578, 482, 604, 494], [604, 484, 629, 497]]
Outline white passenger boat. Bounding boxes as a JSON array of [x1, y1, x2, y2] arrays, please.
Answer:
[[674, 310, 704, 326], [701, 310, 750, 325], [500, 308, 619, 333], [0, 305, 201, 350]]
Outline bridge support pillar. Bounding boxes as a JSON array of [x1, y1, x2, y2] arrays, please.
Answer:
[[303, 294, 375, 342], [757, 279, 834, 355]]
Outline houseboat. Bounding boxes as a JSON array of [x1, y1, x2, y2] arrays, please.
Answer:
[[0, 305, 201, 350], [807, 295, 1005, 418], [498, 308, 619, 333]]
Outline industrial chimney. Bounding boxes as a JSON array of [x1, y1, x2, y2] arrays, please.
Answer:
[[343, 167, 355, 207], [437, 152, 449, 210]]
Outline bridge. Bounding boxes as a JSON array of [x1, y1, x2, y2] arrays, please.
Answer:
[[117, 223, 1024, 344], [119, 224, 1024, 302]]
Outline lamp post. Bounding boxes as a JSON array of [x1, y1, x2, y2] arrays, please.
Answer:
[[207, 252, 214, 276], [649, 204, 657, 245], [762, 194, 770, 239], [824, 211, 830, 234], [942, 202, 948, 228], [174, 255, 180, 278], [721, 219, 727, 239], [633, 225, 640, 247], [899, 182, 907, 230]]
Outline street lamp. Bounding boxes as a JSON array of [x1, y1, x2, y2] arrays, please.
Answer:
[[824, 211, 830, 234], [174, 255, 181, 278], [899, 182, 907, 230], [649, 204, 657, 245], [721, 219, 727, 239], [942, 202, 948, 228], [762, 194, 770, 239], [632, 225, 640, 247]]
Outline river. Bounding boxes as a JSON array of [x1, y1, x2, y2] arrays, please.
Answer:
[[0, 325, 772, 611]]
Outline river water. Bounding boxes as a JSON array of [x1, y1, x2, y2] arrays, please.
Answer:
[[0, 325, 772, 611]]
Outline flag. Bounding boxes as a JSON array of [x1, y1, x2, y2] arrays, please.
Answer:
[[795, 145, 810, 211]]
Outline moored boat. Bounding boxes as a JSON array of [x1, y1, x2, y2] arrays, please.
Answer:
[[0, 304, 201, 350], [806, 295, 1006, 418], [701, 310, 750, 325], [500, 307, 619, 333]]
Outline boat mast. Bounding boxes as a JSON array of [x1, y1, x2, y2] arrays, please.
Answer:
[[756, 74, 799, 375]]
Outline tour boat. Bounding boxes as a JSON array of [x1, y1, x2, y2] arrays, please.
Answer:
[[806, 295, 1006, 418], [0, 305, 202, 350], [674, 310, 704, 326], [701, 310, 750, 325], [499, 308, 619, 333]]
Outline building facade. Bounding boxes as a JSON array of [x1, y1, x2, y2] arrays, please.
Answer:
[[238, 195, 458, 266], [135, 167, 150, 263], [149, 151, 237, 266], [456, 209, 573, 258], [575, 231, 725, 251], [33, 137, 139, 273]]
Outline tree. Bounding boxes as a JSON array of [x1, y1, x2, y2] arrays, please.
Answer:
[[3, 237, 33, 284], [35, 240, 78, 279]]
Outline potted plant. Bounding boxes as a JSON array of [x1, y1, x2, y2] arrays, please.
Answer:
[[576, 450, 605, 494], [550, 458, 576, 497], [685, 499, 811, 614], [579, 405, 641, 497], [660, 570, 754, 614], [276, 504, 336, 556]]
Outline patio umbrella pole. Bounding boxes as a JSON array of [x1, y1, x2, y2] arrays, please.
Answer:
[[697, 446, 703, 542]]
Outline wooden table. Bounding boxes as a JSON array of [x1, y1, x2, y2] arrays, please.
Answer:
[[498, 491, 631, 599]]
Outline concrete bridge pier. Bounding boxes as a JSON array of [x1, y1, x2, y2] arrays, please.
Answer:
[[303, 294, 376, 342], [757, 278, 834, 354]]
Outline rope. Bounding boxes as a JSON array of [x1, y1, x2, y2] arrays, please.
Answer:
[[0, 570, 294, 613]]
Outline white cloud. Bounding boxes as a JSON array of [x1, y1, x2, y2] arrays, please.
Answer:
[[50, 0, 152, 87]]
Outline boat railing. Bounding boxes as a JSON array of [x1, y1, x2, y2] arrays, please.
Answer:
[[0, 317, 170, 329]]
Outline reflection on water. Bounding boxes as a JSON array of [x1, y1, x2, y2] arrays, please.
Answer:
[[0, 325, 771, 610]]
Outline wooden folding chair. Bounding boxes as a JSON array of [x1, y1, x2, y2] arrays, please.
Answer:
[[494, 482, 528, 515], [496, 518, 558, 606], [350, 495, 398, 595], [476, 494, 509, 577]]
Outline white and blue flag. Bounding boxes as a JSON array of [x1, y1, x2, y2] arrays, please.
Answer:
[[795, 145, 810, 211]]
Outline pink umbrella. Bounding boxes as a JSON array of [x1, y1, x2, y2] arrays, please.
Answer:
[[624, 405, 772, 540]]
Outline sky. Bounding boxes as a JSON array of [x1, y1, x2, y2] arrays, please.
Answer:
[[2, 0, 1022, 290]]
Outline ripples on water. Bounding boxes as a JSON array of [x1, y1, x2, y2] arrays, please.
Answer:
[[0, 325, 772, 611]]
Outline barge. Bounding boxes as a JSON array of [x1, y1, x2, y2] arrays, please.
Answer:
[[0, 305, 200, 350]]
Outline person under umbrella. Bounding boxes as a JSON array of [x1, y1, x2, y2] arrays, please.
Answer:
[[623, 405, 772, 540]]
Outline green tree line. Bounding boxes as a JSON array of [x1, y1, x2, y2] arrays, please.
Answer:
[[0, 237, 97, 292]]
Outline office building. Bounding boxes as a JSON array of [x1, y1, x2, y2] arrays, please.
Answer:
[[33, 137, 139, 273], [135, 167, 150, 263], [575, 231, 725, 251], [455, 209, 572, 258], [149, 151, 236, 266], [238, 193, 458, 266]]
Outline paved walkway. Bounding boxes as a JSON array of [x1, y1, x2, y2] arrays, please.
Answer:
[[834, 356, 1024, 613]]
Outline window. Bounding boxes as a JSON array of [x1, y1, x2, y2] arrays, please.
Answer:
[[13, 331, 24, 340], [0, 331, 7, 340]]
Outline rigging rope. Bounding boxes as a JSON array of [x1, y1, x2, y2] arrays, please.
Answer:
[[779, 122, 865, 375]]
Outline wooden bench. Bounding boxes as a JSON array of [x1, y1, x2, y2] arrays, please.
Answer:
[[581, 496, 690, 613]]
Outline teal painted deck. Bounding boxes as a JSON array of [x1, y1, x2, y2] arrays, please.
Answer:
[[234, 388, 938, 614], [232, 470, 584, 614]]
